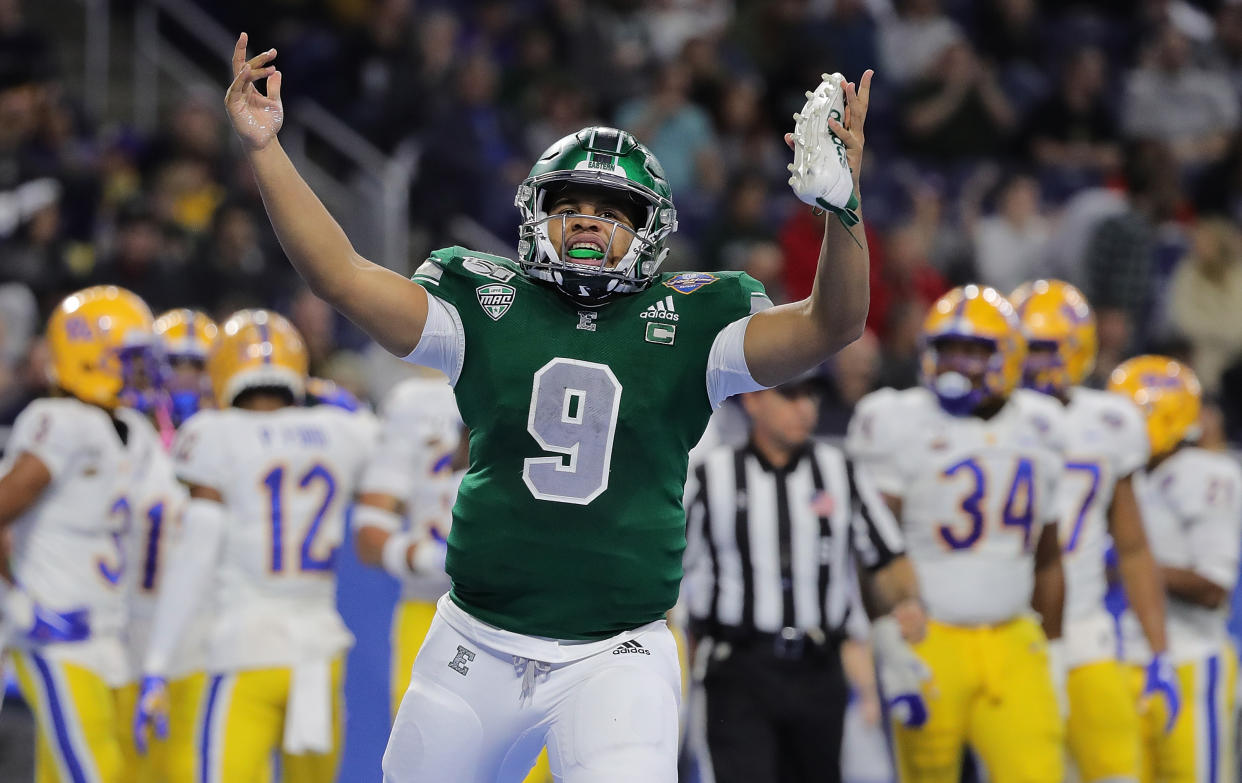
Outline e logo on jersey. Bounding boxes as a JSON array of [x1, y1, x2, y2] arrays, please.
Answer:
[[477, 284, 516, 321]]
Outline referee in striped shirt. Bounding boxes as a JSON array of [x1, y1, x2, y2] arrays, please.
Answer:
[[683, 372, 925, 783]]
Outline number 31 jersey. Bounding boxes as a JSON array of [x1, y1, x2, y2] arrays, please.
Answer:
[[410, 248, 768, 640], [173, 405, 379, 670], [845, 387, 1066, 626]]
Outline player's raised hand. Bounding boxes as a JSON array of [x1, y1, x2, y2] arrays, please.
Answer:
[[225, 32, 283, 151], [786, 70, 873, 226]]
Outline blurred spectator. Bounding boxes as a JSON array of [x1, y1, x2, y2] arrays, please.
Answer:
[[0, 281, 36, 370], [972, 173, 1050, 293], [335, 0, 419, 149], [1084, 141, 1182, 354], [1122, 23, 1239, 167], [413, 51, 527, 242], [701, 171, 778, 271], [866, 222, 949, 342], [780, 210, 887, 304], [878, 0, 965, 86], [1021, 47, 1122, 181], [975, 0, 1045, 74], [616, 61, 717, 197], [85, 203, 187, 311], [817, 329, 881, 435], [739, 241, 786, 303], [1166, 217, 1242, 394], [641, 0, 731, 63], [1213, 2, 1242, 100], [188, 201, 289, 315], [899, 41, 1017, 162], [713, 77, 787, 187], [875, 299, 925, 390], [290, 287, 340, 377], [817, 0, 880, 85]]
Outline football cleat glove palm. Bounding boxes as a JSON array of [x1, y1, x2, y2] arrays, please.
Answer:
[[788, 73, 859, 226]]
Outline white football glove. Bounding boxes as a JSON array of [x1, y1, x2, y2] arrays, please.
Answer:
[[872, 616, 931, 728], [788, 72, 860, 226]]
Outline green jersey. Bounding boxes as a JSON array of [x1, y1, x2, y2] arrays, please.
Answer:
[[412, 247, 769, 639]]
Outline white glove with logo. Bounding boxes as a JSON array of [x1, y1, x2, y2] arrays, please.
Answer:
[[788, 72, 860, 226], [872, 616, 932, 728]]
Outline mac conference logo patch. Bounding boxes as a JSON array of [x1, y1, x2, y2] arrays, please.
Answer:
[[476, 283, 516, 321]]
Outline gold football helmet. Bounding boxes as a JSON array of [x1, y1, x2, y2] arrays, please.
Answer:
[[207, 310, 308, 407], [46, 286, 156, 409], [1107, 355, 1201, 457], [920, 285, 1025, 415], [1010, 279, 1097, 396], [154, 308, 218, 362]]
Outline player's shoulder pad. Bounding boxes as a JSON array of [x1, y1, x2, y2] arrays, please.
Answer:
[[1076, 386, 1148, 439], [383, 376, 458, 419], [846, 386, 927, 456], [412, 247, 523, 288], [1011, 388, 1068, 450], [658, 270, 773, 316], [1167, 447, 1242, 517]]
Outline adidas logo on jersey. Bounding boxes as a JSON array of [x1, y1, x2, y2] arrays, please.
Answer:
[[613, 640, 650, 655], [640, 296, 679, 322]]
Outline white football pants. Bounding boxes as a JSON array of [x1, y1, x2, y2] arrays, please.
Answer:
[[382, 607, 682, 782]]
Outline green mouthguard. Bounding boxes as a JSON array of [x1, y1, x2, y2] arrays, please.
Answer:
[[567, 248, 605, 261]]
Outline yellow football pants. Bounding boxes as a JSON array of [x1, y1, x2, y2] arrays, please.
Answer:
[[1129, 647, 1237, 783], [391, 598, 553, 783], [892, 616, 1063, 783], [1067, 659, 1142, 781], [9, 649, 124, 783], [197, 658, 343, 783], [114, 673, 210, 783]]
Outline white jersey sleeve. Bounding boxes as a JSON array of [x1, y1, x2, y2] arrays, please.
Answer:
[[361, 378, 462, 502], [7, 398, 86, 479], [844, 388, 911, 498], [401, 293, 466, 385], [173, 410, 230, 491], [1174, 453, 1242, 592]]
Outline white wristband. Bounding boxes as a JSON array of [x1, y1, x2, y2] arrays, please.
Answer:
[[412, 536, 448, 575], [381, 532, 417, 579]]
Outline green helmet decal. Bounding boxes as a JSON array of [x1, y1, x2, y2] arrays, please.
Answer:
[[516, 127, 678, 305]]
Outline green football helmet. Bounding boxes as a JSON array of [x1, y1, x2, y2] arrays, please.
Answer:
[[516, 127, 678, 305]]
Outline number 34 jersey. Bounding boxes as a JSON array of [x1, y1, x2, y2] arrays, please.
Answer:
[[845, 387, 1066, 626], [173, 406, 379, 670], [410, 248, 768, 641]]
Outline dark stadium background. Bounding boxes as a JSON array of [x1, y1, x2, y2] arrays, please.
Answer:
[[2, 0, 1242, 779]]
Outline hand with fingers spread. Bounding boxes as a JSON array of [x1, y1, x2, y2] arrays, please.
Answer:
[[225, 32, 283, 151], [786, 70, 872, 226]]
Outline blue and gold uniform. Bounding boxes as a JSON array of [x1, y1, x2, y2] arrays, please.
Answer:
[[1112, 358, 1241, 783]]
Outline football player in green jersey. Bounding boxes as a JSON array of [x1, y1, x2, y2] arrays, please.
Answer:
[[226, 32, 904, 783]]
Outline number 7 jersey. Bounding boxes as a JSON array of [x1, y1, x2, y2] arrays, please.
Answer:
[[845, 387, 1067, 625], [410, 247, 768, 640], [172, 405, 379, 670]]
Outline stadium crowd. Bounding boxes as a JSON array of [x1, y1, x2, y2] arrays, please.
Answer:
[[3, 0, 1242, 443]]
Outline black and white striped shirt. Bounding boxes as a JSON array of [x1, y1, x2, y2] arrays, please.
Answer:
[[683, 439, 905, 637]]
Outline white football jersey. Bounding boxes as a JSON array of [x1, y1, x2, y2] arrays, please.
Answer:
[[1121, 448, 1242, 663], [119, 438, 210, 680], [2, 398, 165, 685], [174, 404, 379, 670], [846, 387, 1065, 626], [360, 378, 462, 602], [1056, 388, 1149, 665]]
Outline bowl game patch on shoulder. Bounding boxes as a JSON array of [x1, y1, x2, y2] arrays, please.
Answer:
[[664, 272, 718, 295]]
